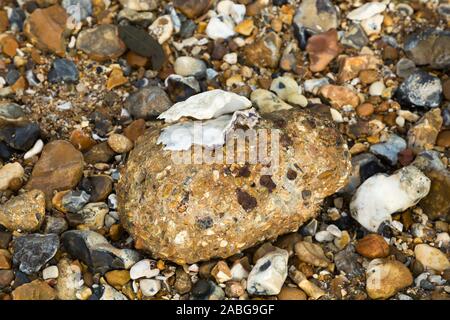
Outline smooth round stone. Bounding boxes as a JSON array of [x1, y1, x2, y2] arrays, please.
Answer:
[[369, 81, 385, 96], [174, 56, 207, 77], [125, 86, 172, 120], [139, 279, 161, 296], [130, 259, 160, 280]]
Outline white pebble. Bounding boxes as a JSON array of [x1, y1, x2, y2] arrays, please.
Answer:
[[223, 52, 237, 65], [326, 224, 342, 238], [330, 108, 344, 123], [395, 116, 405, 127], [315, 230, 334, 242], [24, 139, 44, 160], [130, 259, 160, 280], [140, 279, 161, 297], [42, 265, 59, 280], [350, 165, 430, 232], [369, 81, 385, 96]]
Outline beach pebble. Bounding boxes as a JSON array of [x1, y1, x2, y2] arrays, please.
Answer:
[[350, 165, 430, 232]]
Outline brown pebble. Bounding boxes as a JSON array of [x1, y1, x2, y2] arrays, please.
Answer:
[[443, 79, 450, 101], [398, 149, 415, 166], [356, 103, 375, 118], [383, 45, 398, 61], [70, 129, 96, 152], [436, 130, 450, 148], [356, 234, 390, 259], [359, 69, 379, 84], [278, 286, 307, 300], [123, 119, 146, 142]]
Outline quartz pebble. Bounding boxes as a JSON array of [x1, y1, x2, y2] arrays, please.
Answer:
[[130, 259, 160, 280]]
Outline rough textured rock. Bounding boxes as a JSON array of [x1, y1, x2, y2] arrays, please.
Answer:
[[0, 189, 45, 232], [117, 108, 351, 264], [23, 5, 68, 56], [25, 140, 84, 202], [319, 85, 360, 109]]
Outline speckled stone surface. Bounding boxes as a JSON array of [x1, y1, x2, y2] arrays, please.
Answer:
[[117, 108, 352, 264]]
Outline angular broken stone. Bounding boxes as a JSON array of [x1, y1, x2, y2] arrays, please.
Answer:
[[118, 25, 165, 70], [338, 55, 382, 83], [61, 230, 140, 274], [407, 109, 443, 154], [76, 24, 126, 61], [319, 85, 360, 109], [23, 5, 68, 56], [117, 108, 351, 264], [13, 234, 60, 275], [306, 28, 340, 73], [25, 140, 84, 202]]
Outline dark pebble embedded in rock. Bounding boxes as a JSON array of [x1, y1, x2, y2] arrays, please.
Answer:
[[125, 86, 172, 119], [118, 25, 165, 70], [48, 58, 79, 83], [61, 230, 140, 274], [395, 70, 442, 108], [12, 234, 59, 275], [0, 122, 40, 151]]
